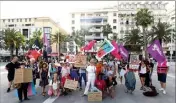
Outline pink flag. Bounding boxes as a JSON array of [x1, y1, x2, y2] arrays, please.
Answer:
[[111, 40, 121, 60], [83, 40, 96, 50], [43, 33, 49, 47]]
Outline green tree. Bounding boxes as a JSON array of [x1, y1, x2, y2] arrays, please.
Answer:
[[102, 24, 113, 39], [124, 29, 143, 52], [51, 31, 67, 53], [14, 32, 26, 56], [3, 28, 18, 57], [29, 29, 43, 49], [135, 8, 154, 58], [148, 19, 174, 45]]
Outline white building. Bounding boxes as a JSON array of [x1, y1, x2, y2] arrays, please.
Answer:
[[118, 1, 168, 38], [70, 1, 169, 40], [70, 7, 118, 41]]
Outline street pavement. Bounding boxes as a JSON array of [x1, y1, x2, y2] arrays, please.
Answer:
[[0, 62, 175, 103]]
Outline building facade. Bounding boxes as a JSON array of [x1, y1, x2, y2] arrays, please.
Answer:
[[70, 1, 168, 39], [70, 7, 118, 41], [0, 17, 67, 56]]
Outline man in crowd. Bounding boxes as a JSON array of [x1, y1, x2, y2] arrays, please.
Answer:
[[5, 55, 20, 92]]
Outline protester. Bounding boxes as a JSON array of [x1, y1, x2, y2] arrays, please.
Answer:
[[79, 67, 87, 91], [29, 58, 38, 86], [157, 60, 169, 94], [139, 60, 147, 91], [48, 62, 58, 80], [5, 55, 20, 93], [17, 63, 30, 103], [49, 73, 60, 96], [83, 58, 96, 96], [105, 74, 117, 98], [96, 59, 103, 76], [70, 64, 79, 81], [95, 73, 106, 98], [39, 62, 49, 96]]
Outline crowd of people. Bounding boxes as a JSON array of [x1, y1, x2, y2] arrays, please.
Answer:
[[5, 53, 169, 103]]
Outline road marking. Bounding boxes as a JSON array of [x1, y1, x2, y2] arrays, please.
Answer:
[[43, 97, 58, 103]]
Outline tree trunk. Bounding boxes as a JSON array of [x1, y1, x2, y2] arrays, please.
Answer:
[[159, 38, 162, 46], [16, 47, 19, 56], [143, 27, 148, 59], [10, 45, 14, 58]]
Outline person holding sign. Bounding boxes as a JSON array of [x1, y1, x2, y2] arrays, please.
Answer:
[[16, 63, 30, 103], [83, 59, 96, 96]]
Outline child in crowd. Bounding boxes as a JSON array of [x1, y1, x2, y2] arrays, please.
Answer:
[[39, 63, 49, 96], [49, 73, 60, 96], [106, 74, 117, 98]]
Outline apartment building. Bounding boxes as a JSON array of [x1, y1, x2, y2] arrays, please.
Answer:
[[0, 17, 67, 55], [70, 1, 169, 40], [118, 1, 168, 38], [70, 7, 118, 41]]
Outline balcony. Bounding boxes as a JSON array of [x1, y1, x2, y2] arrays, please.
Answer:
[[85, 34, 104, 41]]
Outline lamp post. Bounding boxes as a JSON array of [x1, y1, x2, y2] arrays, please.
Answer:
[[170, 32, 173, 62]]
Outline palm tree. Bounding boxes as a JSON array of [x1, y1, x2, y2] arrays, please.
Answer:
[[29, 29, 43, 49], [102, 24, 113, 39], [135, 8, 154, 58], [148, 19, 174, 45], [124, 29, 143, 52], [51, 32, 66, 53], [14, 32, 26, 56], [3, 28, 18, 57]]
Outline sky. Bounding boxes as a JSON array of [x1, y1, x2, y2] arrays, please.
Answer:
[[0, 1, 175, 33]]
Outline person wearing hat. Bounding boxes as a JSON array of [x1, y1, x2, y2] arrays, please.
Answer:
[[83, 58, 96, 96], [39, 62, 49, 96]]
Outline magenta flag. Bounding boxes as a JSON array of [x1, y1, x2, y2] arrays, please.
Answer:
[[119, 44, 129, 60], [111, 40, 122, 60], [147, 40, 166, 63], [43, 33, 49, 47], [83, 40, 96, 50]]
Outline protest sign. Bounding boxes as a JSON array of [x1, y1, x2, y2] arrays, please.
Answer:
[[64, 79, 78, 90], [74, 54, 87, 67], [14, 69, 32, 84]]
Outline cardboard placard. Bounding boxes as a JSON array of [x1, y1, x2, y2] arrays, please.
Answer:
[[88, 90, 102, 101], [74, 55, 87, 67], [68, 55, 75, 63], [14, 69, 33, 84], [64, 79, 78, 90]]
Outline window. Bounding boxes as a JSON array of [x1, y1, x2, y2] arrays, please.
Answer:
[[12, 19, 14, 22], [113, 19, 117, 23], [20, 19, 22, 22], [72, 27, 75, 30], [87, 14, 92, 16], [8, 24, 14, 27], [103, 19, 107, 23], [113, 26, 116, 29], [29, 18, 31, 22], [17, 19, 19, 22], [25, 24, 31, 26], [8, 19, 10, 22], [113, 13, 117, 16], [72, 20, 75, 24], [44, 28, 51, 34], [25, 19, 27, 22], [81, 14, 85, 17], [120, 22, 123, 24], [72, 14, 75, 18], [32, 24, 34, 26], [96, 14, 101, 16], [3, 19, 5, 22]]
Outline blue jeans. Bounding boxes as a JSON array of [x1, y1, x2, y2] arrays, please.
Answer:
[[79, 73, 86, 88]]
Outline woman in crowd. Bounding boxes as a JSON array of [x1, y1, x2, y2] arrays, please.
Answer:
[[70, 64, 79, 81], [139, 60, 147, 91], [29, 58, 38, 86], [48, 62, 58, 80], [39, 62, 49, 96], [83, 58, 96, 96], [95, 73, 106, 98], [106, 73, 117, 98], [79, 67, 87, 91]]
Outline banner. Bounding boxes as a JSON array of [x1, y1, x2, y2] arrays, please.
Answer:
[[147, 40, 166, 63], [96, 39, 115, 60], [111, 40, 121, 60], [119, 44, 129, 60], [64, 79, 78, 90], [82, 40, 96, 51]]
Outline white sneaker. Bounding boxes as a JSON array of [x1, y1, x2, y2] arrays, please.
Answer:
[[163, 90, 166, 94], [159, 88, 164, 91]]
